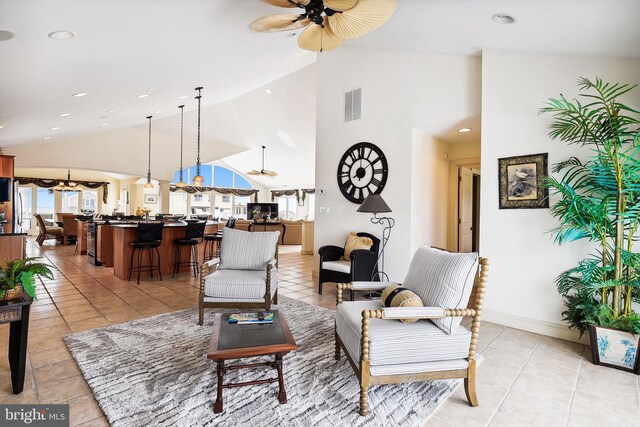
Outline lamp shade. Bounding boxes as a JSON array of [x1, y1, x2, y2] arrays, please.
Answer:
[[357, 193, 391, 213]]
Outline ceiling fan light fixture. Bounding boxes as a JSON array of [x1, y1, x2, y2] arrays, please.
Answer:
[[175, 181, 187, 188], [327, 0, 397, 40]]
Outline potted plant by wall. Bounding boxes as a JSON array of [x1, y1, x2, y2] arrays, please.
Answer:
[[540, 77, 640, 373], [0, 257, 54, 301]]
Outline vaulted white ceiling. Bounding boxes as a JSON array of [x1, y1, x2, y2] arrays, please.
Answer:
[[1, 0, 639, 188]]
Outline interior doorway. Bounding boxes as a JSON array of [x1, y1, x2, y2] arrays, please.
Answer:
[[457, 166, 481, 252]]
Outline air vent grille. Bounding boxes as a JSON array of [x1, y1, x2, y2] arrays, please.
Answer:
[[344, 88, 362, 122]]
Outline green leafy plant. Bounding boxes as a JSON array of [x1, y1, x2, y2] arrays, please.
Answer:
[[540, 77, 640, 336], [0, 257, 54, 300]]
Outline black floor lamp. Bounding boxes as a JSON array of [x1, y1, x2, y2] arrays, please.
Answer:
[[357, 194, 395, 284]]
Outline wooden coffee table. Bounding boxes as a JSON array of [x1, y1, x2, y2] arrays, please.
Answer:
[[207, 310, 297, 413]]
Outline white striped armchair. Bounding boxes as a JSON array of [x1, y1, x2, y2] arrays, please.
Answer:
[[198, 228, 280, 326], [334, 245, 489, 416]]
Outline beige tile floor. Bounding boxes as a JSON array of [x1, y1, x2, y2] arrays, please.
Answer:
[[1, 239, 638, 426]]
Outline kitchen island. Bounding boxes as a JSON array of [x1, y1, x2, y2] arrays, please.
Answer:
[[0, 223, 27, 264], [111, 221, 218, 280]]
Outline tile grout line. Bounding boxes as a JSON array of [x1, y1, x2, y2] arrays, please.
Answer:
[[485, 333, 543, 426]]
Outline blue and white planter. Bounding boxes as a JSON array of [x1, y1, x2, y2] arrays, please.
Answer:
[[589, 325, 640, 374]]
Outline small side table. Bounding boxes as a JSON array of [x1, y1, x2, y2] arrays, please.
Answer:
[[0, 294, 33, 394]]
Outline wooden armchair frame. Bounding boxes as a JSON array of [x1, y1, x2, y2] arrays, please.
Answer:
[[334, 257, 489, 416], [198, 244, 279, 326]]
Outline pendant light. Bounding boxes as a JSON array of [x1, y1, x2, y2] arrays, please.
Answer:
[[53, 169, 78, 191], [175, 105, 187, 188], [144, 115, 154, 189], [192, 86, 204, 186]]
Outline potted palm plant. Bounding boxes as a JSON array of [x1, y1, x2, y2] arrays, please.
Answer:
[[0, 257, 54, 301], [540, 77, 640, 373]]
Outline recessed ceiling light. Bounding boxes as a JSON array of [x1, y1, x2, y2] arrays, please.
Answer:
[[0, 30, 16, 42], [155, 110, 162, 114], [0, 125, 4, 129], [58, 113, 71, 117], [148, 87, 156, 91], [50, 126, 60, 130], [265, 88, 273, 95], [72, 92, 87, 97], [101, 123, 109, 126], [48, 31, 75, 40], [43, 136, 51, 140], [179, 95, 188, 99], [107, 109, 117, 113], [458, 128, 472, 133], [492, 13, 516, 24], [138, 94, 149, 98]]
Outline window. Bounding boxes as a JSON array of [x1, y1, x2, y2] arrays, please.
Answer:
[[277, 196, 296, 220], [61, 191, 79, 213], [169, 192, 188, 216], [222, 195, 230, 203], [234, 196, 250, 220], [194, 194, 203, 202], [82, 190, 98, 210], [307, 194, 315, 220], [214, 194, 232, 219]]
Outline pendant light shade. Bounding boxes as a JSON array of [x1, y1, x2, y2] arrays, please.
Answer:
[[53, 169, 78, 191], [193, 86, 204, 186], [144, 115, 154, 189], [175, 105, 187, 188]]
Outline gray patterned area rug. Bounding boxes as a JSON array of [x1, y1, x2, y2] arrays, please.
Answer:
[[64, 296, 468, 427]]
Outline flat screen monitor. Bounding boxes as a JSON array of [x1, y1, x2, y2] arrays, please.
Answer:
[[0, 177, 10, 202], [247, 203, 279, 220]]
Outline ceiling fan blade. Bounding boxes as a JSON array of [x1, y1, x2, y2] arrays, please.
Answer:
[[247, 170, 262, 176], [262, 0, 309, 8], [250, 14, 311, 33], [327, 0, 396, 40], [263, 170, 279, 177], [298, 19, 344, 52], [324, 0, 360, 11]]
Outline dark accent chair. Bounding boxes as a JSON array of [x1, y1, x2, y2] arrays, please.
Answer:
[[129, 222, 164, 285], [173, 220, 207, 277], [204, 218, 236, 261], [318, 232, 380, 300]]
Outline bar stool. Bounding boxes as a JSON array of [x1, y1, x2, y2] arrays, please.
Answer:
[[173, 220, 207, 277], [204, 218, 236, 261], [129, 222, 164, 285]]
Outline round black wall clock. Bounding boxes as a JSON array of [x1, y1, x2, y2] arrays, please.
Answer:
[[337, 142, 388, 204]]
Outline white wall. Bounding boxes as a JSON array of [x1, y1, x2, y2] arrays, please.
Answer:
[[480, 51, 640, 341], [410, 131, 449, 255], [315, 47, 481, 281]]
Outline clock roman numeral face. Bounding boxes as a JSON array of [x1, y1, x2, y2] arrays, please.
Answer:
[[336, 142, 388, 204]]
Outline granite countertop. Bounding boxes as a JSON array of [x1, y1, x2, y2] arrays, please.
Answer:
[[111, 220, 218, 229], [0, 223, 28, 236]]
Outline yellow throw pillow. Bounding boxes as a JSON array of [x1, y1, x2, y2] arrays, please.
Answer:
[[343, 232, 373, 261], [381, 284, 424, 323]]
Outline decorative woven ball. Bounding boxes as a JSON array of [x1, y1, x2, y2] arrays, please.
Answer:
[[381, 284, 424, 323]]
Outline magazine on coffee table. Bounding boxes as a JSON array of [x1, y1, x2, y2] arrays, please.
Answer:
[[228, 311, 274, 325]]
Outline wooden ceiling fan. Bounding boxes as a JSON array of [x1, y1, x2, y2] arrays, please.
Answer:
[[247, 145, 278, 177], [249, 0, 397, 52]]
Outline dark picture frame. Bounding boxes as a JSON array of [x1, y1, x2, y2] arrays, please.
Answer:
[[498, 153, 549, 209]]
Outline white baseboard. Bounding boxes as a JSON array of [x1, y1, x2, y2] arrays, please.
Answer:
[[483, 309, 590, 345]]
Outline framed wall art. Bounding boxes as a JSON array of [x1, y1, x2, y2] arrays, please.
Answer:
[[498, 153, 549, 209], [144, 194, 158, 204]]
